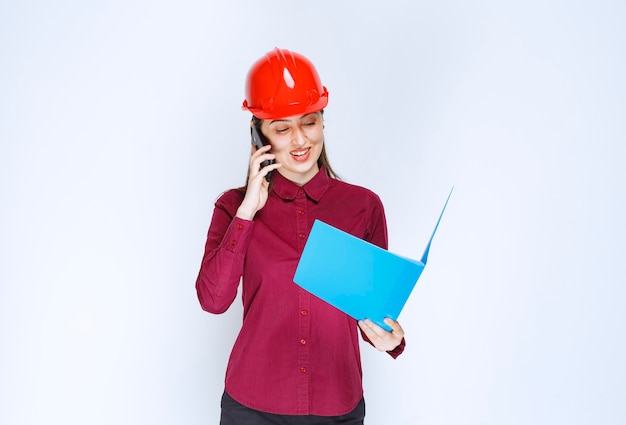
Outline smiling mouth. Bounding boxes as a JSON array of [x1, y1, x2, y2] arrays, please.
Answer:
[[291, 147, 311, 160]]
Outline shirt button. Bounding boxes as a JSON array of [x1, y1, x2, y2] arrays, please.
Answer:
[[298, 188, 304, 194], [230, 240, 238, 246], [236, 223, 243, 229], [300, 339, 307, 345], [298, 210, 305, 215], [300, 367, 307, 373], [300, 310, 308, 316], [298, 234, 306, 239]]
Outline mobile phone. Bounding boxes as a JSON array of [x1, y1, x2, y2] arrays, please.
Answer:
[[251, 126, 275, 182]]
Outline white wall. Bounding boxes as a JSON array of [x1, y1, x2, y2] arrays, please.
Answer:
[[1, 1, 624, 424]]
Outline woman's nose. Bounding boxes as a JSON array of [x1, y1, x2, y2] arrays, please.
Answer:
[[292, 127, 306, 146]]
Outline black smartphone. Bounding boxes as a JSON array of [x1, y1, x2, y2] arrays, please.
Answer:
[[251, 126, 275, 182]]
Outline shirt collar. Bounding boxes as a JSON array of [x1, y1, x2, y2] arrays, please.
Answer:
[[272, 167, 330, 202]]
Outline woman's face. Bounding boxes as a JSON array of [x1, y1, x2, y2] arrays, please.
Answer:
[[260, 111, 324, 185]]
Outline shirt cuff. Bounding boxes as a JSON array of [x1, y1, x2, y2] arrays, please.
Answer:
[[219, 217, 254, 254], [386, 337, 406, 359]]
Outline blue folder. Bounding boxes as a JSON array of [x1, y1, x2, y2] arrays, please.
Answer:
[[293, 189, 452, 331]]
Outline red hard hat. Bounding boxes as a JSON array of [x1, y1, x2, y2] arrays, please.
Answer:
[[242, 48, 329, 120]]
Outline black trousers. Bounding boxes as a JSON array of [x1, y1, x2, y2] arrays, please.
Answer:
[[220, 391, 366, 425]]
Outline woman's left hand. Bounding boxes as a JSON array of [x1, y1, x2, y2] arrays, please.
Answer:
[[358, 318, 405, 352]]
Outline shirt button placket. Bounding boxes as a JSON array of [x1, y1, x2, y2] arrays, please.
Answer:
[[295, 187, 311, 414]]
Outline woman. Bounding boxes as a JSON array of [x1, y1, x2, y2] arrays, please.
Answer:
[[196, 48, 406, 424]]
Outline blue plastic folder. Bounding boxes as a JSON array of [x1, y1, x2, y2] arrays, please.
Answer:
[[293, 189, 452, 331]]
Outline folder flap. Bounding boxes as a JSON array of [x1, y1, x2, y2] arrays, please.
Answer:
[[421, 186, 454, 264]]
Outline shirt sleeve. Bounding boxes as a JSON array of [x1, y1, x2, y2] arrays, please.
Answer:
[[363, 191, 388, 250], [195, 190, 253, 314]]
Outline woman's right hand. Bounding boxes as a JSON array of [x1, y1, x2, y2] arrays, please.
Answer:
[[235, 144, 281, 220]]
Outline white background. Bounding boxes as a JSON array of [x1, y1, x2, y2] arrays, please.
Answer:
[[1, 1, 624, 424]]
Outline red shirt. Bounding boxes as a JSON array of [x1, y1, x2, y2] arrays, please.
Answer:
[[196, 168, 405, 416]]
